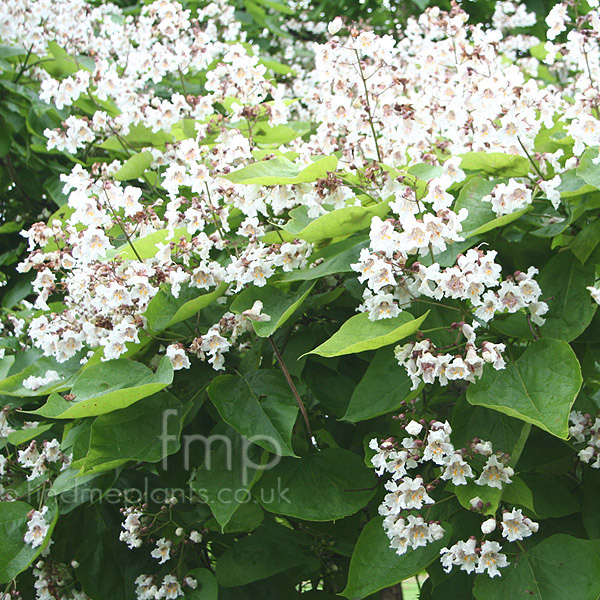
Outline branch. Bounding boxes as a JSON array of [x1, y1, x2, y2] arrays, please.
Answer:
[[268, 335, 317, 448]]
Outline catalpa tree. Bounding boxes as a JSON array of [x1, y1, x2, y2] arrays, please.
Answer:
[[0, 0, 599, 598]]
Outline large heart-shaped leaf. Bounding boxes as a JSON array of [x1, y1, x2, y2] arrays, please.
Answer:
[[0, 498, 57, 583], [229, 281, 314, 338], [460, 152, 530, 176], [190, 424, 269, 529], [81, 391, 191, 474], [537, 250, 597, 340], [341, 517, 451, 600], [215, 524, 311, 587], [208, 370, 299, 457], [30, 356, 173, 419], [255, 448, 376, 521], [305, 311, 428, 358], [466, 338, 582, 439], [281, 200, 390, 243], [224, 155, 337, 185], [342, 348, 419, 422], [474, 535, 600, 600]]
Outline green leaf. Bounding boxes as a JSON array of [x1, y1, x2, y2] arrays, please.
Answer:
[[570, 219, 600, 263], [538, 250, 597, 341], [0, 498, 57, 583], [341, 517, 451, 600], [454, 177, 530, 238], [342, 348, 419, 422], [185, 568, 218, 599], [6, 423, 53, 446], [44, 41, 93, 76], [255, 448, 376, 521], [305, 311, 428, 358], [515, 473, 580, 519], [145, 282, 227, 332], [205, 502, 264, 534], [453, 177, 496, 235], [557, 170, 596, 198], [467, 338, 582, 439], [48, 468, 109, 512], [224, 155, 337, 185], [576, 146, 600, 189], [215, 523, 310, 587], [101, 124, 173, 150], [106, 226, 191, 260], [451, 398, 525, 455], [81, 391, 190, 474], [73, 504, 152, 600], [281, 237, 369, 282], [190, 424, 268, 529], [501, 475, 535, 512], [253, 124, 300, 145], [253, 0, 295, 14], [259, 59, 296, 76], [0, 354, 82, 397], [30, 357, 174, 419], [473, 535, 600, 600], [0, 46, 27, 59], [208, 370, 298, 457], [229, 281, 315, 337], [113, 151, 153, 181], [280, 201, 390, 243], [453, 481, 502, 516], [460, 152, 530, 177]]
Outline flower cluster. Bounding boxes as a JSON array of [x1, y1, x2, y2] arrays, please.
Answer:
[[134, 574, 197, 600], [394, 323, 506, 389], [33, 559, 89, 600], [16, 439, 71, 481], [570, 411, 600, 467], [2, 0, 588, 381], [24, 507, 51, 548], [22, 369, 60, 391], [371, 418, 536, 577]]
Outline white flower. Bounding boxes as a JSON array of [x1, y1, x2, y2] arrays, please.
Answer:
[[500, 508, 538, 542], [385, 450, 418, 480], [385, 476, 434, 511], [441, 454, 474, 485], [539, 175, 561, 209], [242, 300, 271, 322], [476, 541, 509, 577], [370, 438, 396, 476], [166, 344, 190, 370], [588, 286, 600, 306], [404, 515, 444, 549], [440, 538, 478, 574], [369, 216, 400, 257], [405, 420, 423, 436], [476, 455, 514, 489], [24, 507, 50, 548], [135, 575, 158, 600], [190, 530, 203, 543], [423, 428, 454, 465], [18, 441, 40, 468], [328, 16, 343, 35], [481, 518, 497, 534], [579, 446, 595, 463], [473, 440, 494, 456], [151, 538, 172, 564], [157, 575, 183, 599], [470, 496, 484, 510]]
